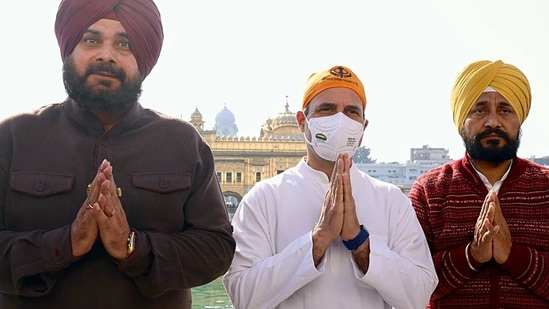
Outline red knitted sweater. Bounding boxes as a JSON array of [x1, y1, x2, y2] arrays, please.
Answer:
[[409, 155, 549, 308]]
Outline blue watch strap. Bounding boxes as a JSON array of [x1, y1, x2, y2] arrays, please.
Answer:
[[342, 225, 369, 250]]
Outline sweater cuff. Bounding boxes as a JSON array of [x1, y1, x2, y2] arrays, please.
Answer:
[[499, 244, 530, 277], [465, 243, 483, 271], [449, 244, 481, 277]]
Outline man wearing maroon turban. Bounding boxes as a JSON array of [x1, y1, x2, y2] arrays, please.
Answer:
[[409, 60, 549, 308], [0, 1, 235, 308], [55, 0, 164, 80]]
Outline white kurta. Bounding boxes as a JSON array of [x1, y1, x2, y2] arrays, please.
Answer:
[[223, 159, 437, 309]]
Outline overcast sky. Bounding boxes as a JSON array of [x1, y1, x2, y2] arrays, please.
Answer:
[[2, 0, 548, 163]]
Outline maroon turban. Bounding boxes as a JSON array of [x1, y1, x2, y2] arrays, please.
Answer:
[[55, 0, 164, 79]]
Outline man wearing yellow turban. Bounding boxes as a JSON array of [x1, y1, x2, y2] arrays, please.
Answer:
[[409, 60, 549, 308], [451, 59, 531, 134], [0, 1, 235, 308]]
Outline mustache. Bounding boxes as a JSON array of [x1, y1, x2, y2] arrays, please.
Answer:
[[475, 128, 510, 140], [85, 63, 125, 80]]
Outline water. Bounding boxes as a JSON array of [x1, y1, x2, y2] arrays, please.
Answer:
[[191, 276, 234, 309]]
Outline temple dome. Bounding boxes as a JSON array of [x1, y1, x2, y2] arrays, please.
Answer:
[[271, 103, 297, 127], [191, 107, 203, 122], [215, 105, 235, 124], [189, 106, 205, 131], [259, 99, 302, 139], [213, 104, 238, 137]]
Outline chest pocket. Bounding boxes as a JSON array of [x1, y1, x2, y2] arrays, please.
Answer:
[[131, 172, 192, 193], [10, 172, 75, 197]]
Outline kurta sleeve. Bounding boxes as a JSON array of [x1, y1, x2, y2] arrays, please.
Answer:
[[0, 226, 74, 296], [359, 189, 438, 309], [0, 120, 74, 296], [222, 190, 322, 309]]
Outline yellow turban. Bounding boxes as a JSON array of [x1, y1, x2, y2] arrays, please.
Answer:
[[450, 60, 531, 132], [302, 65, 366, 109]]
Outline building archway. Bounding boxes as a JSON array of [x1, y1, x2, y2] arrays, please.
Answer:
[[223, 191, 242, 217]]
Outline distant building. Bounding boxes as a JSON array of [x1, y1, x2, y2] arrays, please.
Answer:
[[212, 104, 238, 137], [530, 156, 549, 167], [190, 100, 306, 216], [355, 145, 453, 195], [409, 145, 453, 164]]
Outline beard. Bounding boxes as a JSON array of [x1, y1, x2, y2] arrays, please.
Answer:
[[63, 58, 143, 114], [461, 127, 520, 163]]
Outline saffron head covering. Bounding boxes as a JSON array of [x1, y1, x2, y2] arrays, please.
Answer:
[[302, 65, 367, 109], [450, 59, 531, 132], [55, 0, 164, 79]]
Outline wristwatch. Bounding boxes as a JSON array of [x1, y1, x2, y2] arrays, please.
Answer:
[[116, 230, 136, 263], [126, 230, 136, 256], [342, 225, 369, 250]]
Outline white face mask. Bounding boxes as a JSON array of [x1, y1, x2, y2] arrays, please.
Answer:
[[304, 112, 364, 162]]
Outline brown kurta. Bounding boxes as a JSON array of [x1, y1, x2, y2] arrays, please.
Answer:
[[0, 99, 235, 308]]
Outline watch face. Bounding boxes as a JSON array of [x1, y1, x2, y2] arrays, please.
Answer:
[[115, 231, 136, 263], [128, 231, 136, 255]]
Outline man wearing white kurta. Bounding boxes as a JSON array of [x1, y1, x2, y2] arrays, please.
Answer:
[[223, 65, 437, 309]]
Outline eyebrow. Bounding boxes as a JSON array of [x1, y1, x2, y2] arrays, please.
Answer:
[[316, 102, 337, 109], [315, 102, 363, 112], [474, 100, 511, 106], [83, 28, 129, 39], [345, 105, 362, 113]]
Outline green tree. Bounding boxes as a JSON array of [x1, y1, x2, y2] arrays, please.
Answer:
[[353, 146, 376, 163]]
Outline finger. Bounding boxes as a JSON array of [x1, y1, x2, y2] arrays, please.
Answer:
[[342, 156, 352, 193], [109, 174, 119, 198], [335, 158, 345, 204], [478, 192, 492, 222], [102, 164, 113, 181], [490, 193, 504, 219], [475, 191, 493, 240], [480, 226, 498, 243], [106, 189, 117, 218], [329, 157, 340, 184], [328, 159, 341, 205], [476, 201, 496, 243], [78, 201, 93, 216], [86, 165, 106, 200], [99, 159, 111, 173], [97, 193, 107, 212], [487, 201, 496, 221], [483, 217, 494, 232], [100, 178, 111, 196], [94, 191, 115, 219], [335, 173, 344, 206]]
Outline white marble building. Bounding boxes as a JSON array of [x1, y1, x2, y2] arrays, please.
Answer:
[[355, 145, 453, 190]]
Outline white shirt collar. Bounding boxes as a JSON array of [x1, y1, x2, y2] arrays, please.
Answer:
[[470, 159, 513, 194]]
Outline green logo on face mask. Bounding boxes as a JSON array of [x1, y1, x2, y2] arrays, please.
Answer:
[[315, 133, 327, 142]]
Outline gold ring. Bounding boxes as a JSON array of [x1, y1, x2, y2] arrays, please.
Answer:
[[86, 202, 93, 210], [87, 184, 91, 193], [116, 187, 122, 197], [106, 209, 116, 217]]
